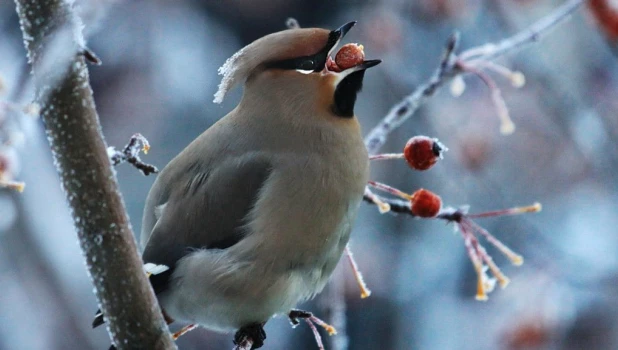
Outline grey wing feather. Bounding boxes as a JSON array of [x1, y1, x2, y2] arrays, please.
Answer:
[[141, 154, 272, 292]]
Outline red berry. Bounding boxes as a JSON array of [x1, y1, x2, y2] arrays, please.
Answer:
[[410, 189, 441, 218], [335, 43, 365, 70], [326, 56, 342, 72], [403, 136, 445, 171], [588, 0, 618, 43]]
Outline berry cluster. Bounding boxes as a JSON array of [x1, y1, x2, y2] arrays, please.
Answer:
[[365, 135, 540, 300]]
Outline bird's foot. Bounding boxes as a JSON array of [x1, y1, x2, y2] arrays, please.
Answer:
[[288, 308, 337, 335], [233, 322, 266, 350], [288, 309, 313, 327], [288, 309, 337, 350]]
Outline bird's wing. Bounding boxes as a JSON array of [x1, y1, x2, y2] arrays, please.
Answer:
[[141, 152, 273, 294]]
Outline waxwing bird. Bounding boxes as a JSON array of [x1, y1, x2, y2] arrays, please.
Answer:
[[93, 21, 380, 349]]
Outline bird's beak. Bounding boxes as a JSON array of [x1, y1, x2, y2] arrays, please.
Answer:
[[327, 23, 381, 117], [327, 21, 357, 56], [323, 22, 381, 75], [331, 59, 382, 85]]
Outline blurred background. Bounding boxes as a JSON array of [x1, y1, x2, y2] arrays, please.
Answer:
[[1, 0, 618, 349]]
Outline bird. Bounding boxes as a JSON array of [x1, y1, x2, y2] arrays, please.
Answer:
[[93, 21, 380, 349]]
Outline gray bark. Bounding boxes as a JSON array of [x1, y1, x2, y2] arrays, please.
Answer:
[[13, 1, 176, 349]]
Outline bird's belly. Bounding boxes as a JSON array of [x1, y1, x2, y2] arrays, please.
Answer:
[[159, 201, 356, 332], [159, 252, 343, 332]]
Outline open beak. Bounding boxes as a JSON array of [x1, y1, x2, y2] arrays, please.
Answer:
[[324, 22, 381, 74], [327, 21, 357, 56]]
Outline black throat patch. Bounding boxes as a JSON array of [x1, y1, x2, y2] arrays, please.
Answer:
[[332, 70, 366, 118]]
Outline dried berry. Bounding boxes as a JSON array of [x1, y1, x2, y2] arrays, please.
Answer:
[[335, 43, 365, 70], [410, 189, 441, 217], [403, 136, 446, 171]]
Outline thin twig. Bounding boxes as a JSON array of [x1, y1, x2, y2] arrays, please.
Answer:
[[364, 32, 460, 155], [108, 133, 158, 175], [461, 0, 585, 62], [363, 192, 413, 216], [457, 61, 515, 135], [81, 46, 102, 65], [363, 0, 584, 155], [304, 319, 325, 350]]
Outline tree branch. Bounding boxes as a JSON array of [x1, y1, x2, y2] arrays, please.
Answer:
[[108, 133, 159, 176], [13, 1, 175, 349], [363, 0, 585, 155]]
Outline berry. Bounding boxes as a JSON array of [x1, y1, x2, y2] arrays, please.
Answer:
[[403, 136, 446, 171], [335, 43, 365, 70], [588, 0, 618, 43], [410, 189, 441, 217], [326, 57, 342, 72]]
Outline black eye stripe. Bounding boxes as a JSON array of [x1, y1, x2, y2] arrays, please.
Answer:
[[266, 30, 341, 72], [266, 51, 328, 72], [265, 31, 339, 72], [266, 55, 320, 71]]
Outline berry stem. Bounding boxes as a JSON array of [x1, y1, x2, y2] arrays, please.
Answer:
[[0, 179, 25, 192], [467, 202, 542, 218], [172, 324, 197, 340], [463, 221, 510, 288], [363, 188, 391, 213], [462, 233, 488, 301], [367, 181, 412, 200], [468, 220, 524, 266], [345, 245, 372, 299], [369, 153, 405, 161]]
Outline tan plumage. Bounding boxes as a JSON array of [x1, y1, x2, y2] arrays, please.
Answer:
[[94, 22, 380, 349]]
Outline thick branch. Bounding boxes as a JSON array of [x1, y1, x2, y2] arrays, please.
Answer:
[[14, 1, 175, 349]]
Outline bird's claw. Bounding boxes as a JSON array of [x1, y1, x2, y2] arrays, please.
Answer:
[[234, 323, 266, 349], [288, 309, 313, 327]]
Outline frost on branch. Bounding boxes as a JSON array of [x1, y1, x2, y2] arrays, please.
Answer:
[[356, 0, 583, 301], [364, 175, 541, 299], [13, 0, 175, 349], [108, 133, 158, 176], [364, 131, 541, 299]]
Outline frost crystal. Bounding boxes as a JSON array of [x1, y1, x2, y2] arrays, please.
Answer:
[[213, 47, 246, 104], [144, 263, 169, 276]]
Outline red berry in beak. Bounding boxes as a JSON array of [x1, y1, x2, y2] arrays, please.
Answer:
[[335, 43, 365, 70]]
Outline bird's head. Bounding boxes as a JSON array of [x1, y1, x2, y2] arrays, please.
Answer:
[[213, 22, 381, 119]]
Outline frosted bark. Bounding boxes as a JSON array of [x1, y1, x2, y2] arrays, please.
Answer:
[[13, 1, 176, 349]]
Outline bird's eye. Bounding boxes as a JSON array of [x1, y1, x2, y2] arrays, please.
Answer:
[[297, 59, 315, 71]]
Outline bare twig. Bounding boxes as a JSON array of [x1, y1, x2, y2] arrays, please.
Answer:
[[460, 0, 585, 62], [364, 32, 460, 155], [81, 46, 102, 65], [13, 0, 175, 349], [458, 62, 515, 135], [0, 179, 25, 192], [363, 192, 413, 216], [321, 268, 349, 350], [109, 133, 158, 175], [345, 245, 372, 299], [171, 324, 197, 340], [363, 189, 540, 299], [363, 0, 585, 155]]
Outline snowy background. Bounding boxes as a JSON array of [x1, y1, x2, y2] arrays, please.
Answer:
[[1, 0, 618, 349]]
